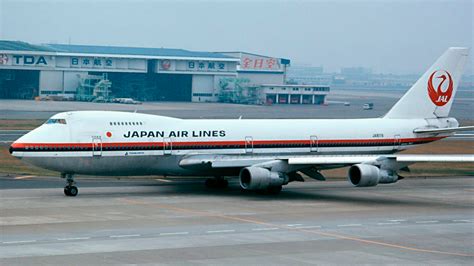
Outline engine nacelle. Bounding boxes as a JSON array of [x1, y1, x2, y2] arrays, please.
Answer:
[[239, 167, 288, 190], [348, 164, 398, 187]]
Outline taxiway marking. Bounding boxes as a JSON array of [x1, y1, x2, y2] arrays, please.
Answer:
[[109, 234, 140, 238], [159, 232, 189, 236], [337, 224, 362, 227], [252, 227, 279, 231], [377, 222, 400, 225], [57, 237, 90, 241], [2, 240, 37, 244], [294, 225, 322, 229], [287, 224, 303, 227], [155, 178, 172, 183], [118, 198, 474, 257], [452, 219, 473, 223], [415, 220, 439, 224], [14, 175, 36, 180], [206, 230, 235, 234]]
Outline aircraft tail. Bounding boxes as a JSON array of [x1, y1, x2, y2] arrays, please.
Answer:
[[384, 47, 469, 119]]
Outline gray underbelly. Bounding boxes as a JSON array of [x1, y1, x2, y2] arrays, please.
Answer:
[[23, 155, 192, 176]]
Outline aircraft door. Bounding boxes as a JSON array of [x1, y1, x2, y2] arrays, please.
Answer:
[[92, 136, 102, 157], [163, 137, 172, 155], [310, 135, 318, 152], [245, 136, 253, 153], [393, 134, 401, 150]]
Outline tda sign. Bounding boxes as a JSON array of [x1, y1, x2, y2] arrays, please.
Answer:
[[12, 55, 49, 66]]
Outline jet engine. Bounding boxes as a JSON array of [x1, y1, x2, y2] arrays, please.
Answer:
[[239, 167, 288, 191], [348, 164, 398, 187]]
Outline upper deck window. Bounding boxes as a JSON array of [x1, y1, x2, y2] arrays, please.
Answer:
[[45, 118, 67, 124]]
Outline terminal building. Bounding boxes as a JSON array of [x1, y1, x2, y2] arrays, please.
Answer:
[[0, 40, 329, 104]]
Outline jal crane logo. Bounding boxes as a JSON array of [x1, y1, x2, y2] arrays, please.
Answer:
[[427, 70, 453, 107], [161, 60, 171, 70]]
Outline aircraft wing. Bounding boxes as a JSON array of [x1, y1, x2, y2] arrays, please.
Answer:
[[288, 154, 474, 165], [413, 126, 474, 134], [179, 154, 474, 170]]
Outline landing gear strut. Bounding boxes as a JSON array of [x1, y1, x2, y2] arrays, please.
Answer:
[[205, 176, 228, 189], [62, 173, 78, 197]]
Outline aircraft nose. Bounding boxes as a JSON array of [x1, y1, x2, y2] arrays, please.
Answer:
[[9, 140, 22, 156]]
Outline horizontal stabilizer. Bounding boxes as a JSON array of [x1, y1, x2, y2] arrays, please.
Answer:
[[413, 126, 474, 134]]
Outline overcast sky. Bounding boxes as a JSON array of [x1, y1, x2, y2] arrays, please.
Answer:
[[0, 0, 472, 74]]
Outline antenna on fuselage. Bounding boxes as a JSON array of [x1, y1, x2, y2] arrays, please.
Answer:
[[238, 115, 243, 120]]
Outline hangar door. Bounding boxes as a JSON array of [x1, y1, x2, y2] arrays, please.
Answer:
[[101, 72, 192, 102], [152, 74, 192, 101], [0, 69, 39, 99]]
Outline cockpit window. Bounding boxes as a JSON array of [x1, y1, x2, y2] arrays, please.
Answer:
[[45, 118, 67, 124]]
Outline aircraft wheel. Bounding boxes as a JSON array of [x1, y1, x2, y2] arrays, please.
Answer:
[[64, 187, 70, 196], [68, 186, 78, 197], [64, 186, 78, 197]]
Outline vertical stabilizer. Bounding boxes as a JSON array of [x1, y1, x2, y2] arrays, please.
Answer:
[[384, 47, 469, 119]]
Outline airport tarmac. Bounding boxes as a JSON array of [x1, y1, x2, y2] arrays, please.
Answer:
[[1, 176, 473, 264], [1, 89, 473, 121], [1, 89, 472, 264]]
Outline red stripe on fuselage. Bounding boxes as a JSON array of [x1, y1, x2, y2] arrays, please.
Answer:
[[10, 137, 445, 149]]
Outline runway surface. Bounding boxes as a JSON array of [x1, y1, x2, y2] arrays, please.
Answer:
[[1, 176, 473, 264]]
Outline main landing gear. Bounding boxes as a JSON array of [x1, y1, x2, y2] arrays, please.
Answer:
[[62, 173, 78, 197], [205, 176, 228, 189]]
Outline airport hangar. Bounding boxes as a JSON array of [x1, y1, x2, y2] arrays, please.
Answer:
[[0, 40, 329, 104]]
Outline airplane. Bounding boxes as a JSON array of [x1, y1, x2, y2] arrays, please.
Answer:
[[9, 47, 474, 197]]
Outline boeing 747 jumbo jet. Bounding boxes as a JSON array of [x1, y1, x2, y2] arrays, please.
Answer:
[[9, 47, 474, 196]]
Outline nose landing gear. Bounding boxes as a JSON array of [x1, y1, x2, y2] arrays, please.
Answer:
[[62, 173, 78, 197]]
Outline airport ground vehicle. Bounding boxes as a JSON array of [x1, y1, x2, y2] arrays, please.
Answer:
[[363, 103, 374, 110]]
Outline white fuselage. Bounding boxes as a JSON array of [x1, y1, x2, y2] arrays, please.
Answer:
[[10, 111, 452, 176]]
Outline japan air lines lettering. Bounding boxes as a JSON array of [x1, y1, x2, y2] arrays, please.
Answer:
[[123, 130, 226, 138]]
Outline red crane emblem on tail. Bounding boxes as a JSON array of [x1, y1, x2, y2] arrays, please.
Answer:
[[427, 70, 453, 106]]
